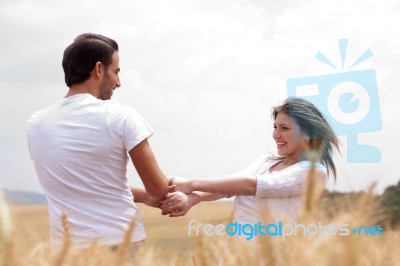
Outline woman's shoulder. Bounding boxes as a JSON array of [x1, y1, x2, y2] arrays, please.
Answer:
[[295, 161, 328, 178], [264, 156, 285, 166], [228, 154, 275, 176], [298, 160, 325, 169], [253, 154, 284, 167]]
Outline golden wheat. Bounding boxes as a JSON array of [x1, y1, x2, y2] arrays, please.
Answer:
[[4, 183, 400, 266], [0, 189, 13, 266]]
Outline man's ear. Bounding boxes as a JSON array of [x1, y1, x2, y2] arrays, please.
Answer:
[[93, 61, 104, 80]]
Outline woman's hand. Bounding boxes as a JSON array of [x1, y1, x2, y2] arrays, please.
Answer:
[[170, 177, 193, 194]]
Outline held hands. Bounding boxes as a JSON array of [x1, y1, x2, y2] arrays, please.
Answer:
[[158, 176, 194, 217], [133, 176, 193, 217], [141, 185, 177, 208], [160, 191, 192, 217]]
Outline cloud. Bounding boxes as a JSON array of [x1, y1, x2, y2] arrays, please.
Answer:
[[1, 0, 399, 193]]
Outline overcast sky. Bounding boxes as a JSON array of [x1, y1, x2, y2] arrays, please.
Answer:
[[1, 0, 399, 194]]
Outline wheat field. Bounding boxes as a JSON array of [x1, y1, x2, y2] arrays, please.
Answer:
[[4, 201, 235, 265], [1, 185, 400, 266]]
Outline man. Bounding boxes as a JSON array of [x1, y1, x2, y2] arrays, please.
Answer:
[[26, 33, 169, 252]]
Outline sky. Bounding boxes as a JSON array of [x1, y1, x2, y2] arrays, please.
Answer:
[[0, 0, 399, 194]]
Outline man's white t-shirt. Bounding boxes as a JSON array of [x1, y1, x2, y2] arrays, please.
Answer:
[[26, 93, 153, 251]]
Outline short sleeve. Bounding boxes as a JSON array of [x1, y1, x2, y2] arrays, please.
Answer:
[[107, 103, 154, 152], [255, 164, 327, 198], [122, 107, 154, 151]]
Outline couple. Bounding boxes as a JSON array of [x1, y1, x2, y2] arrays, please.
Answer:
[[26, 33, 339, 254]]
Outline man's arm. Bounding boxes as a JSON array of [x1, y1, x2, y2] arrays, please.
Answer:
[[131, 187, 160, 208], [132, 186, 177, 208], [129, 139, 169, 200]]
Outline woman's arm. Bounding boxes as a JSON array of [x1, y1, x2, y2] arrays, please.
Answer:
[[171, 166, 327, 198], [171, 176, 256, 195], [168, 156, 268, 196], [255, 167, 327, 198], [160, 191, 228, 217]]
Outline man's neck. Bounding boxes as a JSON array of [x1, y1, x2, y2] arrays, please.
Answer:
[[65, 83, 99, 98]]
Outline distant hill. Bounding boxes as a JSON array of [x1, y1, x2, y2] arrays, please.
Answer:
[[3, 189, 47, 205]]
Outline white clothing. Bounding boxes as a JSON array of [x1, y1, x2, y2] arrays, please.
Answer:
[[232, 155, 327, 224], [26, 94, 153, 250]]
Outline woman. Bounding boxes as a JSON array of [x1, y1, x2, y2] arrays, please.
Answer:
[[161, 97, 339, 224]]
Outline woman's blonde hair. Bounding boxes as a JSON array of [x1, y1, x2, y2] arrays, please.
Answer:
[[272, 97, 340, 179]]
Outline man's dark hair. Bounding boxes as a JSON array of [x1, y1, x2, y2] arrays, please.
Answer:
[[62, 33, 119, 87]]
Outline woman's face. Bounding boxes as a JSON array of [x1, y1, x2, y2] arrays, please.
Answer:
[[273, 112, 306, 160]]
